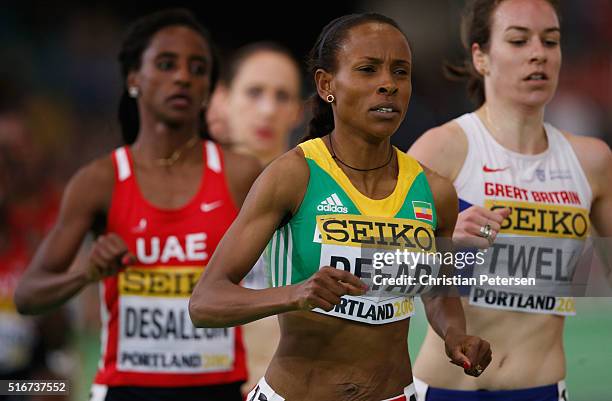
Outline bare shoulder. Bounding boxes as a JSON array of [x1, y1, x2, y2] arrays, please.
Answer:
[[222, 149, 263, 207], [265, 146, 309, 176], [259, 147, 310, 195], [420, 163, 459, 235], [250, 146, 310, 216], [66, 154, 115, 209], [52, 153, 115, 232], [408, 120, 468, 181], [562, 131, 611, 173], [562, 131, 612, 196]]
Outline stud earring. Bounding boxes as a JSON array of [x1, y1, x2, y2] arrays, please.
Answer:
[[326, 94, 335, 103], [128, 86, 140, 98]]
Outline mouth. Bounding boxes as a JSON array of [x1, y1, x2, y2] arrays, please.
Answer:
[[167, 93, 193, 108], [369, 103, 400, 118], [524, 72, 549, 81], [255, 128, 275, 140], [370, 102, 400, 112]]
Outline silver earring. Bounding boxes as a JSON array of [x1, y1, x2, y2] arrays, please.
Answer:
[[128, 86, 140, 98], [326, 94, 335, 103]]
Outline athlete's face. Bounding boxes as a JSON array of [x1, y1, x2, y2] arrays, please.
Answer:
[[129, 26, 212, 125], [321, 22, 412, 140], [478, 0, 561, 107], [226, 51, 302, 161]]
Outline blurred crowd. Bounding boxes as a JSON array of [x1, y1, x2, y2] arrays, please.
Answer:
[[0, 1, 610, 400]]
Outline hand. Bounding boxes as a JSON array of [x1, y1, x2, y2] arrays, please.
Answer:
[[453, 206, 510, 249], [85, 233, 136, 283], [445, 327, 492, 377], [291, 267, 368, 312]]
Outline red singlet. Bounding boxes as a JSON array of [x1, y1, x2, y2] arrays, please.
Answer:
[[94, 140, 247, 387]]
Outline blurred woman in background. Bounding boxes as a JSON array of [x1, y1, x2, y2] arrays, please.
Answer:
[[220, 41, 303, 393], [225, 42, 303, 165]]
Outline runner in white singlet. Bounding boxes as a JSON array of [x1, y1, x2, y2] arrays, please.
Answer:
[[408, 1, 612, 400]]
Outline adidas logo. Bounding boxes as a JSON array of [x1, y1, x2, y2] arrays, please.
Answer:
[[317, 193, 348, 213]]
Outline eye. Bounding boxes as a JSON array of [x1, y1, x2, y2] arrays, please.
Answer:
[[276, 90, 291, 103], [357, 65, 376, 73], [246, 86, 263, 99], [543, 39, 559, 47], [509, 39, 527, 46], [156, 59, 175, 71], [394, 68, 409, 76], [190, 62, 208, 75]]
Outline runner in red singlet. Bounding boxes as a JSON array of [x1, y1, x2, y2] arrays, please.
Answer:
[[14, 9, 261, 401]]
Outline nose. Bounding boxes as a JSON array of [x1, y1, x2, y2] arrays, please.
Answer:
[[257, 94, 276, 117], [174, 62, 191, 87], [377, 71, 398, 96], [529, 40, 548, 64]]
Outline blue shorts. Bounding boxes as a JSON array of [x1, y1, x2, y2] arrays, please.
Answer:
[[414, 377, 568, 401]]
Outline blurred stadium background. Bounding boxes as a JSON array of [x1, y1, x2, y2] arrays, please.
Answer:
[[1, 1, 610, 400]]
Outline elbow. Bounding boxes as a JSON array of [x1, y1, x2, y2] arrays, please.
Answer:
[[188, 296, 228, 328], [13, 285, 36, 315]]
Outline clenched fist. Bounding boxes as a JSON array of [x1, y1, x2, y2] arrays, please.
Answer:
[[85, 233, 136, 282], [445, 327, 492, 377], [290, 267, 368, 312]]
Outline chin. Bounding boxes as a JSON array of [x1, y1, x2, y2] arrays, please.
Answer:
[[161, 111, 197, 126], [521, 93, 555, 109], [368, 123, 400, 140]]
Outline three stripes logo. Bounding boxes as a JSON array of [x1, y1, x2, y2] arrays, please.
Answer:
[[317, 193, 348, 214]]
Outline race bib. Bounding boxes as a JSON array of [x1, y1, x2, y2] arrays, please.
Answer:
[[468, 200, 588, 316], [313, 215, 438, 324], [117, 266, 234, 373]]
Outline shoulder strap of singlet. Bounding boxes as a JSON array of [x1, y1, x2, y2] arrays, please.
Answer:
[[298, 138, 329, 167], [205, 140, 222, 173], [113, 147, 132, 182], [544, 124, 594, 207], [298, 137, 424, 179], [112, 142, 221, 179]]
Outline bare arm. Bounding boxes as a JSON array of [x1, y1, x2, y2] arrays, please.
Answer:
[[564, 133, 612, 279], [14, 157, 115, 314], [189, 149, 366, 328], [420, 168, 465, 340], [420, 168, 492, 375]]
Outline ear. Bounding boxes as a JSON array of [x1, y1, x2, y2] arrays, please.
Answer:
[[471, 43, 489, 76], [127, 70, 140, 90], [314, 68, 334, 101]]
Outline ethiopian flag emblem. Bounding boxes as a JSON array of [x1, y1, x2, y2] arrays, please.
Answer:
[[412, 201, 433, 222]]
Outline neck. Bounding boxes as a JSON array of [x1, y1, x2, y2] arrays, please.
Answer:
[[233, 142, 288, 166], [478, 100, 548, 155], [327, 127, 393, 174], [132, 117, 200, 164]]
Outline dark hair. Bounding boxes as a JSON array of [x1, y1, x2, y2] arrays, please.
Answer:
[[227, 41, 301, 88], [0, 80, 25, 114], [445, 0, 561, 106], [303, 13, 407, 142], [117, 8, 220, 144]]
